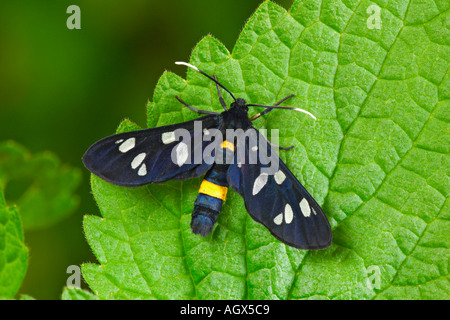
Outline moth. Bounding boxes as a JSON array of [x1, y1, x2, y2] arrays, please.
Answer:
[[83, 62, 332, 250]]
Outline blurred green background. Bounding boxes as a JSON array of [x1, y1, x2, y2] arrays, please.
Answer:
[[0, 0, 294, 299]]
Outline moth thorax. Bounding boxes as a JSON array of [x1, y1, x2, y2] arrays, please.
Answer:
[[215, 140, 235, 164]]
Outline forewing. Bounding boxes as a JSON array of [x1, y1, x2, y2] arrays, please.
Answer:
[[83, 115, 222, 186], [227, 127, 332, 249]]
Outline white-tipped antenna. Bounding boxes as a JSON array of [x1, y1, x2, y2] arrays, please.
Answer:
[[292, 108, 317, 120], [175, 61, 237, 101], [247, 103, 317, 121], [175, 61, 199, 72], [260, 106, 317, 120]]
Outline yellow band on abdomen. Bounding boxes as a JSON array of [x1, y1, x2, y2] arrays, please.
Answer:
[[199, 180, 228, 201]]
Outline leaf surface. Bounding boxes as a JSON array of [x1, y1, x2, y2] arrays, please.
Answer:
[[61, 287, 99, 300], [0, 186, 28, 298], [0, 141, 81, 230]]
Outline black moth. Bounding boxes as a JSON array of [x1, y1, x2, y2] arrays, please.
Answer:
[[83, 62, 332, 250]]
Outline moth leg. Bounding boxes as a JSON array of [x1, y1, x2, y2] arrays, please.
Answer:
[[175, 95, 220, 115], [268, 140, 294, 150], [249, 94, 295, 121], [214, 75, 227, 111]]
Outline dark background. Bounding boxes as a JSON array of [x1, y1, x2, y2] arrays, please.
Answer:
[[0, 0, 294, 299]]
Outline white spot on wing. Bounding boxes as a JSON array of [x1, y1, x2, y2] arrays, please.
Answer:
[[203, 128, 210, 136], [274, 213, 283, 225], [252, 172, 268, 195], [162, 131, 176, 144], [299, 198, 311, 217], [175, 142, 189, 167], [251, 146, 258, 151], [138, 164, 147, 176], [273, 204, 294, 225], [285, 204, 293, 224], [274, 170, 286, 185], [115, 139, 124, 144], [131, 153, 146, 169], [119, 138, 135, 153]]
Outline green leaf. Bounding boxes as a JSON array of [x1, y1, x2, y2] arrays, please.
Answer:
[[0, 140, 81, 230], [61, 287, 99, 300], [82, 0, 449, 299], [0, 186, 28, 298]]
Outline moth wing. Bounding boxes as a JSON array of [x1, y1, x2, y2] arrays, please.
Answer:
[[83, 115, 222, 186], [227, 127, 332, 249]]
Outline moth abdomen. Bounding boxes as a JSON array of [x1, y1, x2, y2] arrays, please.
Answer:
[[191, 170, 228, 236], [191, 200, 220, 237]]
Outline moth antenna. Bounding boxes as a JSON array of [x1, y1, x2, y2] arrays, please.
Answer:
[[289, 107, 317, 120], [247, 104, 317, 120], [175, 61, 200, 72], [175, 61, 237, 101]]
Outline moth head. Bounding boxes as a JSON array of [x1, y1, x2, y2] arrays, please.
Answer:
[[230, 98, 248, 112]]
